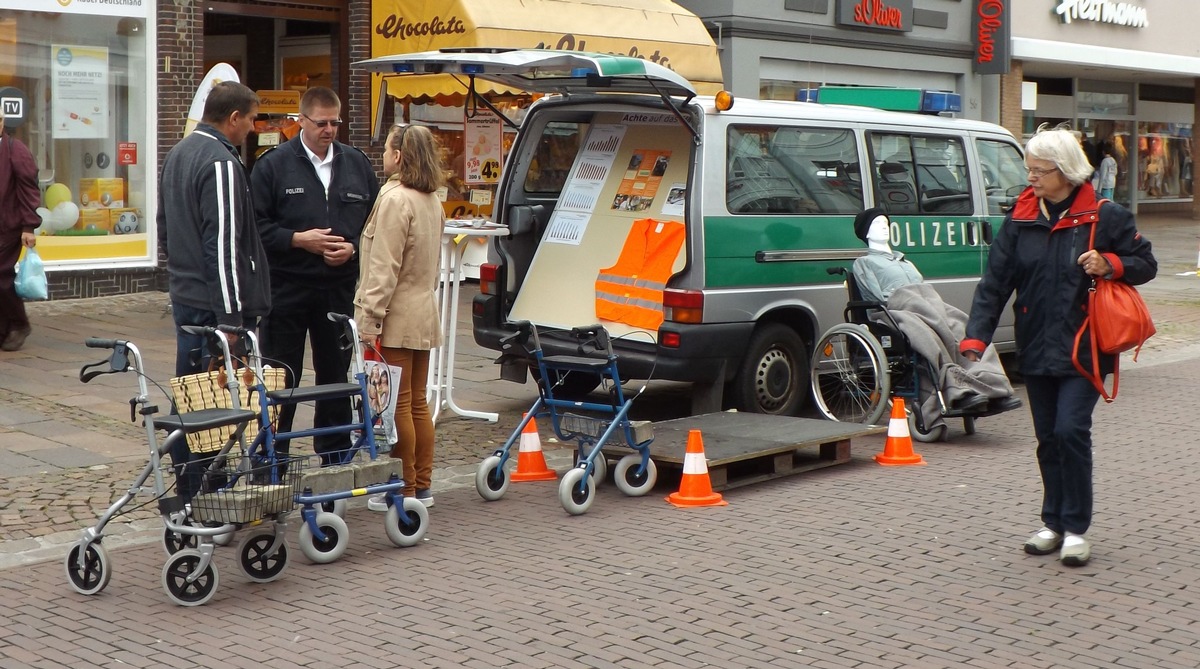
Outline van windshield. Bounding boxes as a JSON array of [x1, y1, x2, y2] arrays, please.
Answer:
[[726, 125, 864, 214]]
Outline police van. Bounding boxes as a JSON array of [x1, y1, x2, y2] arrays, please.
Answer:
[[359, 50, 1028, 416]]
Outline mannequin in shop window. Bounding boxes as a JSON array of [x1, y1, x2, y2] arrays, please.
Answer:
[[851, 208, 1022, 425]]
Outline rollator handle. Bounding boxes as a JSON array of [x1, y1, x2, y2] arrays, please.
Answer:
[[85, 337, 120, 349]]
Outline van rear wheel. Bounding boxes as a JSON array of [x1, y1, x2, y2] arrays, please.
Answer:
[[732, 323, 809, 415]]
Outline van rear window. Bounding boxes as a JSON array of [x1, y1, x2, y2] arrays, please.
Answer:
[[523, 122, 586, 193], [726, 125, 864, 214]]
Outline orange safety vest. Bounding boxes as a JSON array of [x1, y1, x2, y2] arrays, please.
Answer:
[[595, 218, 685, 331]]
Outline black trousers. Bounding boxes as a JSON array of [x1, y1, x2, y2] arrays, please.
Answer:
[[261, 279, 355, 464], [1024, 374, 1102, 536], [0, 230, 29, 340]]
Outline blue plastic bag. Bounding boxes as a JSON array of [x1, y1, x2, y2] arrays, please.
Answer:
[[15, 247, 48, 301]]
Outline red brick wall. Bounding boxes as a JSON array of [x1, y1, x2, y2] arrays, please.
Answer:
[[348, 0, 384, 175], [998, 60, 1025, 142]]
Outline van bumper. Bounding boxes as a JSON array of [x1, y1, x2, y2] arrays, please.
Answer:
[[473, 295, 752, 383]]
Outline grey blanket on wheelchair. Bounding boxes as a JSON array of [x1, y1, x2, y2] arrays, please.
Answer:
[[875, 283, 1015, 428]]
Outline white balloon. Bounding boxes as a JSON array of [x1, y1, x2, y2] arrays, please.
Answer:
[[35, 207, 52, 235], [52, 201, 80, 231]]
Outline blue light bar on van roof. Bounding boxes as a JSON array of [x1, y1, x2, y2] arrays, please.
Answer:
[[796, 88, 819, 103], [922, 90, 962, 114], [392, 63, 415, 73], [460, 64, 486, 74], [570, 67, 598, 77]]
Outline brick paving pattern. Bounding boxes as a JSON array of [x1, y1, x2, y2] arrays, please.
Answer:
[[0, 213, 1198, 666]]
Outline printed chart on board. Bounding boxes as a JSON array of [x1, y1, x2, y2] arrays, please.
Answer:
[[543, 124, 626, 245]]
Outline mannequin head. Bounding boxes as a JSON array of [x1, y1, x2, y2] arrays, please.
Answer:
[[853, 207, 892, 251]]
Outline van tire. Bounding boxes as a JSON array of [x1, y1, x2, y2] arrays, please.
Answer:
[[732, 323, 809, 416]]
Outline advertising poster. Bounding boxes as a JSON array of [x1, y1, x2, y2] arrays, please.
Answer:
[[51, 44, 109, 139], [611, 149, 671, 212], [464, 113, 503, 184]]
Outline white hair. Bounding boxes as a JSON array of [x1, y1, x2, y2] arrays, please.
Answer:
[[1025, 123, 1094, 185]]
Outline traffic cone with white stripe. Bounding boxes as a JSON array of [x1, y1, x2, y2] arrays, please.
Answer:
[[510, 414, 558, 482], [666, 430, 728, 507], [874, 397, 926, 466]]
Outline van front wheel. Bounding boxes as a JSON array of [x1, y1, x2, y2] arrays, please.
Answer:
[[732, 324, 809, 415]]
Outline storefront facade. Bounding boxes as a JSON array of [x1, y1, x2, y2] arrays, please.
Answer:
[[1000, 0, 1198, 214], [674, 0, 988, 119], [2, 0, 157, 296]]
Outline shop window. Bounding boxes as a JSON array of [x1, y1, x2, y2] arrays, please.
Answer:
[[976, 139, 1026, 215], [1, 10, 152, 266], [725, 125, 863, 214], [868, 133, 972, 215], [1137, 122, 1193, 200]]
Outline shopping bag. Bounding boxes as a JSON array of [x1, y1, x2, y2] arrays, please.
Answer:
[[169, 361, 285, 453], [14, 248, 48, 301], [364, 355, 401, 446]]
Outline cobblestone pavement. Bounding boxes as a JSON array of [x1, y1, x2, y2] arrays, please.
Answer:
[[1, 212, 1198, 559]]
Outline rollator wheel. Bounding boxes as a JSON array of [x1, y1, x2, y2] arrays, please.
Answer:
[[163, 520, 198, 556], [236, 528, 289, 583], [558, 468, 595, 516], [298, 511, 349, 564], [162, 549, 219, 607], [65, 542, 112, 596], [384, 497, 430, 548], [613, 454, 657, 497], [574, 450, 607, 484], [320, 498, 348, 518], [475, 455, 510, 501]]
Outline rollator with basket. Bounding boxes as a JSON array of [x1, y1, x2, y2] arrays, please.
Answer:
[[67, 334, 305, 606], [474, 321, 657, 515], [188, 313, 430, 564]]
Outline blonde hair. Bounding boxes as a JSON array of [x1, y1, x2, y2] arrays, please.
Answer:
[[1025, 123, 1095, 185], [388, 124, 444, 193]]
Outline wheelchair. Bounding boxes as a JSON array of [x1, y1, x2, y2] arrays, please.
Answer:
[[809, 267, 985, 442]]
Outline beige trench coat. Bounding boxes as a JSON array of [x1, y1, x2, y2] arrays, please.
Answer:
[[353, 176, 444, 350]]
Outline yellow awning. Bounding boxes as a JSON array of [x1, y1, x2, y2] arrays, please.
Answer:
[[369, 0, 723, 105]]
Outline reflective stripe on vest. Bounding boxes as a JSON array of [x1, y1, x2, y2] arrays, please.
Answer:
[[595, 218, 685, 331]]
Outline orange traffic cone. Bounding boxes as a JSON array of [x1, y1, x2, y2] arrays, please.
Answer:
[[510, 414, 558, 482], [666, 430, 728, 507], [874, 397, 926, 466]]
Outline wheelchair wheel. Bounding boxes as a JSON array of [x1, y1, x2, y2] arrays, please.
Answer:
[[908, 410, 948, 443], [810, 324, 890, 425]]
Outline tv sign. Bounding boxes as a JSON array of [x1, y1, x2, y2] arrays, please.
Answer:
[[0, 87, 28, 128]]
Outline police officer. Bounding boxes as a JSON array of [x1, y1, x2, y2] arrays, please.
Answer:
[[251, 86, 380, 466]]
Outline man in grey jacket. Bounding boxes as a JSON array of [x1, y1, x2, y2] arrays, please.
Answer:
[[159, 81, 270, 499], [160, 81, 270, 376]]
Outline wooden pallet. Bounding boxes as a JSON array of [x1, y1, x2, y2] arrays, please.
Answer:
[[603, 412, 884, 491]]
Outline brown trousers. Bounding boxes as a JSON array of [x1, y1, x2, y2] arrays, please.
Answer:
[[380, 347, 434, 493]]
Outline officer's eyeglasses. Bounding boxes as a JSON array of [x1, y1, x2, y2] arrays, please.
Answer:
[[302, 114, 342, 128]]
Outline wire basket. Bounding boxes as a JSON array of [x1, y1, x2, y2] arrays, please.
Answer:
[[559, 412, 654, 446], [187, 455, 305, 525]]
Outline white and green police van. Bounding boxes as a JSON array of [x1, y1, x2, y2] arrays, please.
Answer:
[[359, 50, 1028, 416]]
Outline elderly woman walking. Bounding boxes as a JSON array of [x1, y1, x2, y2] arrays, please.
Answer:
[[959, 124, 1157, 567]]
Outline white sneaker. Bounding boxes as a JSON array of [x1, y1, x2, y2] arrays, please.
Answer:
[[366, 494, 388, 512], [1023, 527, 1062, 555], [1060, 533, 1091, 566]]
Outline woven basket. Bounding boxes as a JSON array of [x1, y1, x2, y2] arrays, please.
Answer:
[[169, 366, 286, 453]]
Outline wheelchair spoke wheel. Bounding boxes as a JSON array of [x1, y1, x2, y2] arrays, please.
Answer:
[[811, 324, 890, 425]]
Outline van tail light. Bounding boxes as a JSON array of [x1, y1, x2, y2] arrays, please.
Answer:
[[479, 263, 499, 296], [663, 288, 703, 324]]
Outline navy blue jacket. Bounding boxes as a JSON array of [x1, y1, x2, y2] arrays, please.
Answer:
[[250, 135, 379, 293], [963, 183, 1157, 378]]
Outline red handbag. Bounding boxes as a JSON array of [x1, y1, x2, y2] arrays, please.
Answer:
[[1071, 202, 1155, 402]]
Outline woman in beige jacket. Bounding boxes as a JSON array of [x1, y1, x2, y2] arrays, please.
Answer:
[[354, 123, 445, 509]]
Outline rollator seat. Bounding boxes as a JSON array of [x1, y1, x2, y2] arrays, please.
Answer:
[[153, 408, 258, 435], [267, 382, 363, 404], [541, 355, 610, 371]]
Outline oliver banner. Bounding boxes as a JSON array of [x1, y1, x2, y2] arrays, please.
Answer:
[[973, 0, 1010, 75]]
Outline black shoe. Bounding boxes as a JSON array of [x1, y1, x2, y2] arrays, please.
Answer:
[[990, 396, 1023, 414], [954, 394, 989, 412], [1, 325, 31, 352]]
